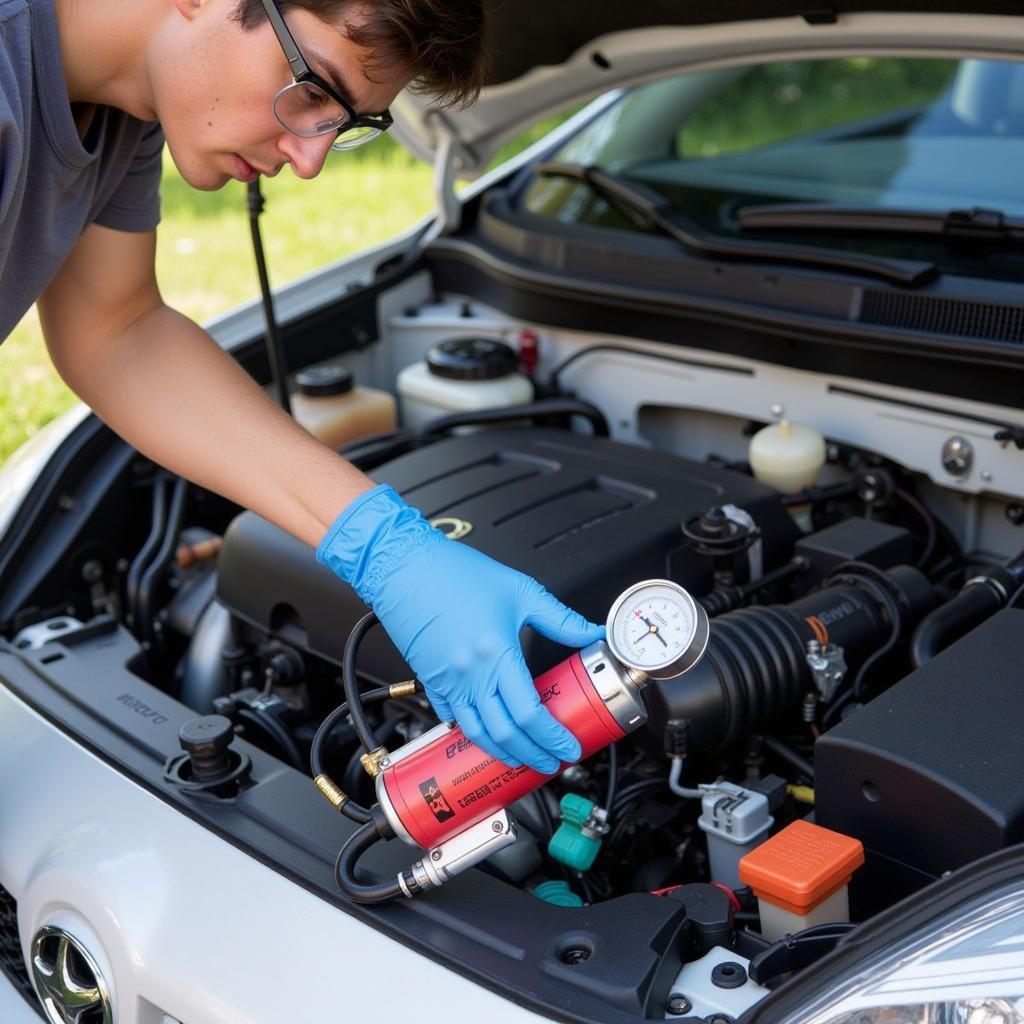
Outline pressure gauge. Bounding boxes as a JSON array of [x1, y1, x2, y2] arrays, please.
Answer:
[[606, 580, 709, 681]]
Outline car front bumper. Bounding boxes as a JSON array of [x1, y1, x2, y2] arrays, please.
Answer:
[[0, 684, 546, 1024]]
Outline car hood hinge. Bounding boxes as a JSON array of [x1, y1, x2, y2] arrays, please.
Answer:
[[429, 113, 478, 236]]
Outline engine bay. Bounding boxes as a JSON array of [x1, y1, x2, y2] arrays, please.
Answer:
[[5, 309, 1024, 1021]]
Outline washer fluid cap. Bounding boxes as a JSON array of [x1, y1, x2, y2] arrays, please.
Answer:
[[295, 364, 354, 396], [426, 338, 519, 380]]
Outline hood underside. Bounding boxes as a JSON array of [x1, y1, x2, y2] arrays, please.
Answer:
[[388, 5, 1024, 175]]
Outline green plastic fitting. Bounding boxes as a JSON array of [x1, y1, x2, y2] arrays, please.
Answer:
[[547, 793, 608, 871]]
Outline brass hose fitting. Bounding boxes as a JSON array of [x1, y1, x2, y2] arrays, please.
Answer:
[[360, 746, 390, 778], [315, 773, 350, 811], [388, 680, 418, 699]]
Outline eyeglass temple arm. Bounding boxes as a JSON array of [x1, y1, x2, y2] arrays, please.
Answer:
[[259, 0, 308, 78]]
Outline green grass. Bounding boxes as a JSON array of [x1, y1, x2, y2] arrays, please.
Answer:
[[2, 137, 433, 465]]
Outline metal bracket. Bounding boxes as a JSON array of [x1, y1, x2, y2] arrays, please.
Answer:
[[404, 810, 518, 894], [805, 640, 847, 703]]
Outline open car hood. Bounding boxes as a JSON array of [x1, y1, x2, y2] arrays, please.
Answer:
[[387, 1, 1024, 176]]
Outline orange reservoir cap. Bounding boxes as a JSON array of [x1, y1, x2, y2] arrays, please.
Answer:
[[738, 819, 864, 915]]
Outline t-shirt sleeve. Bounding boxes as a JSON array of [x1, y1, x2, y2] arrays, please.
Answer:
[[93, 121, 164, 233]]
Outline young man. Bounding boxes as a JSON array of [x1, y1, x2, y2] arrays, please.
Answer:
[[0, 0, 603, 774]]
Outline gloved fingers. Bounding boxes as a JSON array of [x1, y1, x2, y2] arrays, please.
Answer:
[[451, 701, 523, 769], [523, 584, 605, 649], [495, 648, 582, 767], [477, 692, 561, 775], [425, 690, 456, 724]]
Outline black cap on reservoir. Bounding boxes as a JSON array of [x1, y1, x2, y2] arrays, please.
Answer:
[[426, 338, 519, 381], [296, 365, 354, 397]]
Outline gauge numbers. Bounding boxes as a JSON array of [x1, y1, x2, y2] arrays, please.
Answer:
[[606, 580, 709, 680]]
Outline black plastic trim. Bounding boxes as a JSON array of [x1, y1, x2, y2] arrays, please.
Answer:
[[423, 236, 1024, 409]]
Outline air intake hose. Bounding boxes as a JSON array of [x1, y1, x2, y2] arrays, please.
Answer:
[[645, 565, 934, 752]]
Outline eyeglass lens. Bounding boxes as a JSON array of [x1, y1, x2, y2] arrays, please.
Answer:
[[274, 81, 382, 150]]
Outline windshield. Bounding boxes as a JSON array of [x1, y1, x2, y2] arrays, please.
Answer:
[[522, 57, 1024, 281]]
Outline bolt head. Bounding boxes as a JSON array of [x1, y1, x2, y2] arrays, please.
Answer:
[[81, 560, 103, 583], [770, 404, 784, 418], [430, 849, 443, 861], [941, 436, 974, 477], [491, 820, 504, 833], [665, 993, 692, 1016]]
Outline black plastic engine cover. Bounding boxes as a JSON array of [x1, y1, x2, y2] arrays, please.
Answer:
[[216, 428, 797, 677], [816, 608, 1024, 886]]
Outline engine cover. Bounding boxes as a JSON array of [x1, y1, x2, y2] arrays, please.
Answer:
[[216, 428, 797, 677]]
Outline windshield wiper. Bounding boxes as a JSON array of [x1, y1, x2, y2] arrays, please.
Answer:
[[535, 162, 939, 288], [736, 203, 1024, 243]]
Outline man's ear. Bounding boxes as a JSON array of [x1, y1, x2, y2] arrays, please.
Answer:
[[170, 0, 205, 22]]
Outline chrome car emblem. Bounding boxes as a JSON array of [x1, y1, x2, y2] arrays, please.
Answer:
[[30, 925, 113, 1024]]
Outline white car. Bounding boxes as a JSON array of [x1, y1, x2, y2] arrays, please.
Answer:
[[3, 4, 1024, 1023]]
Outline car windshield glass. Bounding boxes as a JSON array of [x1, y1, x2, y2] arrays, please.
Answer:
[[522, 57, 1024, 281]]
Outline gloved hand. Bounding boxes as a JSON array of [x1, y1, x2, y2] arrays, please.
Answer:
[[317, 484, 604, 774]]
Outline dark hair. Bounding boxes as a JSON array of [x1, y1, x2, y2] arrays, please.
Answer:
[[233, 0, 487, 107]]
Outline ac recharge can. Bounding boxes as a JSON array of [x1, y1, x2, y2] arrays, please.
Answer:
[[375, 641, 645, 850]]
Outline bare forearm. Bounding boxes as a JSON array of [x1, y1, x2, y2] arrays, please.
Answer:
[[48, 303, 373, 547]]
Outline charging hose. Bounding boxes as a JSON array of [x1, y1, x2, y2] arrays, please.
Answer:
[[311, 613, 422, 825], [343, 613, 386, 754], [310, 686, 398, 825], [335, 819, 410, 904]]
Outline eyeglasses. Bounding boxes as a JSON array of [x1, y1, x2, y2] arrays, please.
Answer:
[[258, 0, 393, 151]]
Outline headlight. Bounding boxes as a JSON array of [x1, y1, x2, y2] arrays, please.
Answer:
[[777, 883, 1024, 1024]]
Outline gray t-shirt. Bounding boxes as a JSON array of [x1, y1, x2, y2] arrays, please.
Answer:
[[0, 0, 163, 341]]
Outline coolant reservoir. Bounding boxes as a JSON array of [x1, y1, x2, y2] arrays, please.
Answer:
[[290, 365, 396, 450], [748, 420, 825, 494], [397, 337, 533, 429]]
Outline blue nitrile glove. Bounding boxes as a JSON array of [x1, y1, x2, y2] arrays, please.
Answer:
[[317, 484, 605, 774]]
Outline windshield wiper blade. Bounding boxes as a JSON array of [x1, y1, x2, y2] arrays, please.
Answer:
[[535, 162, 939, 288], [736, 203, 1024, 242]]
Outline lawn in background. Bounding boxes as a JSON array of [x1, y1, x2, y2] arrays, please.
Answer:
[[2, 138, 433, 465]]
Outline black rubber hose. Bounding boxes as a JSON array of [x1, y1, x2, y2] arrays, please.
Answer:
[[760, 734, 814, 782], [414, 397, 610, 439], [126, 475, 167, 639], [338, 399, 609, 470], [137, 477, 189, 651], [605, 742, 619, 817], [335, 821, 406, 903], [236, 706, 304, 770], [309, 687, 392, 777], [343, 613, 385, 753], [247, 178, 291, 415], [647, 567, 934, 753], [910, 574, 1010, 668]]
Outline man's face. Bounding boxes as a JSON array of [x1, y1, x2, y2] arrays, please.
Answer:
[[153, 0, 410, 190]]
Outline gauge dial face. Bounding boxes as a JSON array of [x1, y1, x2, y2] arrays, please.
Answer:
[[606, 580, 708, 680]]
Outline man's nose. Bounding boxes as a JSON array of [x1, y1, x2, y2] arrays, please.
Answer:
[[279, 132, 335, 179]]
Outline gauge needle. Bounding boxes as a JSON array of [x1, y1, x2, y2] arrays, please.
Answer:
[[640, 615, 668, 648]]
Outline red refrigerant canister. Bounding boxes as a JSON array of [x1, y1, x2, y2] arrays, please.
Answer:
[[375, 640, 647, 851]]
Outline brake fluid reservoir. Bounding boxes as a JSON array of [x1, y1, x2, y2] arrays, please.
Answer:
[[396, 337, 533, 429], [748, 420, 826, 494]]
